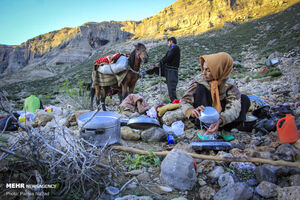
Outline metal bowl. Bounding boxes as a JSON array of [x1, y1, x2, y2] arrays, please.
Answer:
[[127, 115, 160, 129]]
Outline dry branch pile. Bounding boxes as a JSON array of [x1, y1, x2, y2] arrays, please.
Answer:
[[0, 90, 113, 199]]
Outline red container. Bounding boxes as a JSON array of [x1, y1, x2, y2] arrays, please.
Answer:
[[277, 114, 299, 144]]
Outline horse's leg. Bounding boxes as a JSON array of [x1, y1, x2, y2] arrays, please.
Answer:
[[128, 78, 138, 95], [100, 87, 109, 111], [95, 85, 101, 107], [90, 87, 95, 110], [118, 88, 122, 104], [121, 83, 128, 101]]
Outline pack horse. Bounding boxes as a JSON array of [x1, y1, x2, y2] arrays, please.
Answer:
[[91, 43, 148, 111]]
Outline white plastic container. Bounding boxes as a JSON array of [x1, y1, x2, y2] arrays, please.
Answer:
[[198, 107, 220, 124]]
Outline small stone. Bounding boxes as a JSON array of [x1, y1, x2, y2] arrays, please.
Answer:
[[198, 186, 215, 200], [214, 182, 253, 200], [277, 186, 300, 200], [229, 162, 256, 172], [137, 172, 150, 182], [125, 169, 144, 176], [293, 139, 300, 149], [198, 179, 207, 186], [105, 186, 119, 195], [34, 112, 53, 126], [115, 195, 153, 200], [197, 160, 216, 174], [275, 144, 300, 161], [141, 127, 168, 142], [255, 181, 279, 198], [121, 127, 140, 141], [255, 165, 277, 183], [157, 185, 173, 193], [127, 182, 138, 190], [218, 172, 237, 187], [171, 197, 187, 200], [247, 178, 259, 187], [207, 166, 224, 179], [289, 174, 300, 186]]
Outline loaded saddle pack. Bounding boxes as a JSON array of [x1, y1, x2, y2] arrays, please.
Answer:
[[92, 53, 130, 88]]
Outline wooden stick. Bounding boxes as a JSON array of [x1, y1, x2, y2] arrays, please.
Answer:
[[112, 145, 300, 170]]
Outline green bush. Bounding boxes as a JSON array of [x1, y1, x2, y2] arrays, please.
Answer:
[[123, 150, 161, 170], [252, 67, 282, 79]]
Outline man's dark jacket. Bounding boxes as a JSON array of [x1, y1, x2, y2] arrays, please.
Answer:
[[160, 45, 180, 68]]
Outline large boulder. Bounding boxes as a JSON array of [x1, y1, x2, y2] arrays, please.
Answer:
[[160, 149, 197, 191]]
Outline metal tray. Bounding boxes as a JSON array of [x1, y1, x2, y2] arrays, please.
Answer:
[[127, 115, 160, 129]]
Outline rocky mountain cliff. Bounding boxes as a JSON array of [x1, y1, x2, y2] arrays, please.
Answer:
[[0, 22, 133, 74], [122, 0, 299, 39], [0, 0, 298, 75]]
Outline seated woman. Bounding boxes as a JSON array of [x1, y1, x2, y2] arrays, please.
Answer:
[[180, 52, 250, 141]]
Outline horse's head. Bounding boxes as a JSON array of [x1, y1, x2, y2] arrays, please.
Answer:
[[134, 43, 148, 64]]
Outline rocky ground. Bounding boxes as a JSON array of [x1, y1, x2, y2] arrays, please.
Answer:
[[1, 51, 299, 200]]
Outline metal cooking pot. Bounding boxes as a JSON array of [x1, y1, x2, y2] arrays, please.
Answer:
[[127, 115, 160, 129], [78, 111, 120, 146]]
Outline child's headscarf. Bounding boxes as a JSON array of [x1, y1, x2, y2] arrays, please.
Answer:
[[200, 52, 233, 113]]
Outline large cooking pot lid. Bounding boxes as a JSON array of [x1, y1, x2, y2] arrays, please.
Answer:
[[78, 111, 120, 129], [127, 115, 160, 129]]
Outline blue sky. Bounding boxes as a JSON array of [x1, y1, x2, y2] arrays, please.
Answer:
[[0, 0, 176, 45]]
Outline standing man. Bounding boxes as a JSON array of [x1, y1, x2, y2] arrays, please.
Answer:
[[147, 37, 180, 102]]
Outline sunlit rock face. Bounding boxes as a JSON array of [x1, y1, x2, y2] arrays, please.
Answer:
[[122, 0, 298, 39]]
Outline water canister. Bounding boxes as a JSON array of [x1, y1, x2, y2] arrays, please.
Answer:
[[276, 114, 299, 144]]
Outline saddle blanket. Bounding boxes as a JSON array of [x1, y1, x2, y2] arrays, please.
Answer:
[[92, 70, 128, 87]]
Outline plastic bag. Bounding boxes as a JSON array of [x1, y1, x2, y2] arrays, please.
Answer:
[[18, 112, 35, 125], [146, 107, 157, 119], [163, 124, 173, 133], [171, 120, 184, 136]]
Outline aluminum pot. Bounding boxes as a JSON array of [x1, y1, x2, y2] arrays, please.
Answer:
[[78, 111, 120, 146]]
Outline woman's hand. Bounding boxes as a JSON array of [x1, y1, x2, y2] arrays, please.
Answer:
[[205, 120, 220, 134], [192, 105, 205, 118]]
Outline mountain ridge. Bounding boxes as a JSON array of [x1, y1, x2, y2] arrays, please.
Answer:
[[0, 0, 299, 75]]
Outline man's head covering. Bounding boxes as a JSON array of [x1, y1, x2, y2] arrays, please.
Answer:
[[200, 52, 233, 113], [168, 37, 177, 44]]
